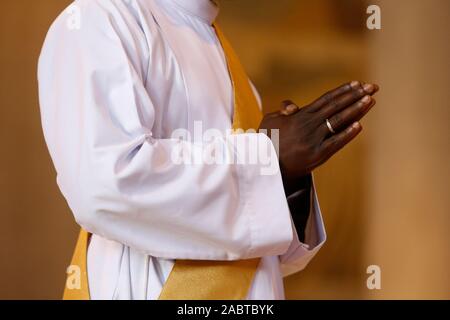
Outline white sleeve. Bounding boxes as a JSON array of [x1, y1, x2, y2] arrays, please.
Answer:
[[38, 0, 293, 261], [279, 179, 327, 277]]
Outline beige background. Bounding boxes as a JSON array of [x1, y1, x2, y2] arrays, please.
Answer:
[[0, 0, 448, 299]]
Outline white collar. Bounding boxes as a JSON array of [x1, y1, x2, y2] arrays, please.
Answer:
[[170, 0, 219, 25]]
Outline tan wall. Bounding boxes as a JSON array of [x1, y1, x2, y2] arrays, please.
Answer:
[[364, 0, 450, 299], [0, 0, 77, 299], [0, 0, 448, 299]]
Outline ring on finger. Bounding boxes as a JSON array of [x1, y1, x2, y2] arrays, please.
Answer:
[[326, 119, 336, 134]]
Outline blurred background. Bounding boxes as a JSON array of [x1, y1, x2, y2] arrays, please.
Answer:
[[0, 0, 449, 299]]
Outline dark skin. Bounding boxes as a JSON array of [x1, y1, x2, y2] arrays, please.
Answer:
[[259, 81, 379, 196]]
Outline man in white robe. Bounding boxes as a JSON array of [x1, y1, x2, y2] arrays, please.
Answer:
[[38, 0, 377, 299]]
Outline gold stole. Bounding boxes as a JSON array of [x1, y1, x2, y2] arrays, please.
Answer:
[[63, 24, 263, 300]]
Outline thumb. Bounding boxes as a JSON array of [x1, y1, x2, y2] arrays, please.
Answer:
[[280, 100, 300, 116]]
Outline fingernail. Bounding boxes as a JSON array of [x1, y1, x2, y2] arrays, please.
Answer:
[[352, 122, 361, 129], [351, 81, 360, 89], [362, 95, 371, 104], [363, 83, 374, 93], [286, 104, 298, 112]]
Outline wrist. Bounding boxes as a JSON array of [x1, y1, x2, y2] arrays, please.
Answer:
[[282, 171, 312, 197]]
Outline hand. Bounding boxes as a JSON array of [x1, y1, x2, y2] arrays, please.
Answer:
[[259, 81, 379, 194]]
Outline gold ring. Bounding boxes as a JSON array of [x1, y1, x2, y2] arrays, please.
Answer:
[[326, 119, 336, 134]]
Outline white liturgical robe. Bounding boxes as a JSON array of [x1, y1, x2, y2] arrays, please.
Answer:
[[38, 0, 326, 299]]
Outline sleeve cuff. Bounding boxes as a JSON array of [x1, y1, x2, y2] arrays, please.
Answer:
[[279, 175, 326, 277], [286, 174, 312, 243], [230, 133, 294, 258]]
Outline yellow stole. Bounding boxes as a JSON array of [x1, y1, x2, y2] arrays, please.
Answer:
[[63, 25, 263, 300]]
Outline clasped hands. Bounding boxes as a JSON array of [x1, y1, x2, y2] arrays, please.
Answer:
[[259, 81, 379, 194]]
